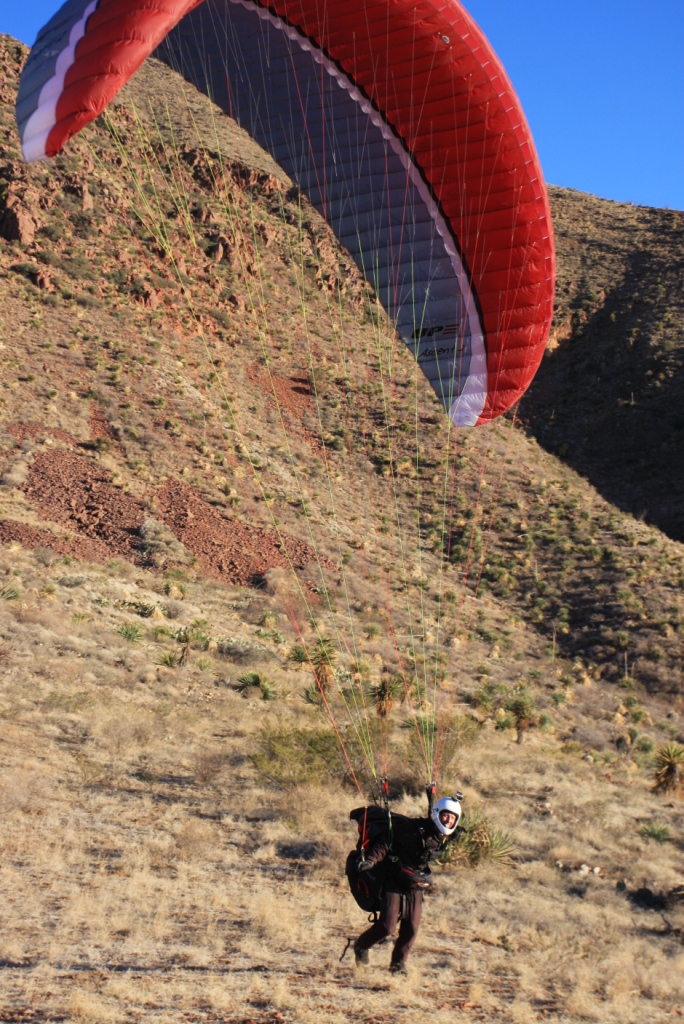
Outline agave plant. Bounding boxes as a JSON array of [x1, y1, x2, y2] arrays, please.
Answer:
[[116, 622, 144, 643], [652, 742, 684, 794], [237, 671, 275, 701], [302, 683, 323, 707], [288, 643, 309, 668]]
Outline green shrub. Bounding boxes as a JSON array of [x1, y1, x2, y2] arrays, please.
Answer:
[[472, 680, 497, 713], [117, 622, 144, 643], [251, 727, 350, 786], [495, 712, 515, 732]]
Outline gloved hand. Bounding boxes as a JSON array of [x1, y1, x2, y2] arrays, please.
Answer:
[[356, 856, 373, 872]]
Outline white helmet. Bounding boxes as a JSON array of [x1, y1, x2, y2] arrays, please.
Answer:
[[431, 795, 462, 836]]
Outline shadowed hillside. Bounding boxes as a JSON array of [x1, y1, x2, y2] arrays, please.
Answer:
[[1, 34, 684, 1024], [522, 186, 684, 541]]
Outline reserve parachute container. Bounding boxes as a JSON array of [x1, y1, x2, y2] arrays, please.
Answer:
[[16, 0, 555, 425]]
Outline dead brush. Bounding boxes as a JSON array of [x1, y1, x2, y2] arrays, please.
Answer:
[[72, 752, 109, 787], [193, 749, 227, 785], [175, 818, 215, 862]]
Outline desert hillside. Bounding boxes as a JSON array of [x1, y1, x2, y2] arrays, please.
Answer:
[[0, 34, 683, 1024]]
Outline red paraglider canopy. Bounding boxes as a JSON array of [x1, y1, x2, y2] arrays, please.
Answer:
[[17, 0, 555, 424]]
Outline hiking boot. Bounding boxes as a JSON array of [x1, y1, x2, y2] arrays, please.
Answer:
[[353, 944, 369, 967], [389, 961, 407, 976]]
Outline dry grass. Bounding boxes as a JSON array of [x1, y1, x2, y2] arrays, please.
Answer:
[[0, 548, 682, 1023]]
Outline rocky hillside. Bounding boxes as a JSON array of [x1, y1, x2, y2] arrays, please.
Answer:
[[1, 33, 683, 1024], [1, 36, 683, 698]]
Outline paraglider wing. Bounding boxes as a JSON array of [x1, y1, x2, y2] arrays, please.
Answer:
[[16, 0, 555, 425], [15, 0, 203, 163]]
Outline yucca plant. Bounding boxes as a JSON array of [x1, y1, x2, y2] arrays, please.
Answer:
[[288, 643, 309, 668], [440, 809, 515, 867], [159, 651, 179, 668], [652, 742, 684, 794], [237, 671, 275, 701], [370, 674, 404, 718], [504, 685, 537, 744], [311, 637, 337, 692], [174, 621, 209, 665], [639, 821, 672, 843]]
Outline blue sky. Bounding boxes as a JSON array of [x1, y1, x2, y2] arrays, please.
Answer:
[[2, 0, 682, 209]]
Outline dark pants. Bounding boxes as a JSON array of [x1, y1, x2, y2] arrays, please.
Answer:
[[355, 890, 423, 966]]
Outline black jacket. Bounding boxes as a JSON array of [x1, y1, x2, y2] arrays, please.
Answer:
[[365, 816, 446, 892]]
